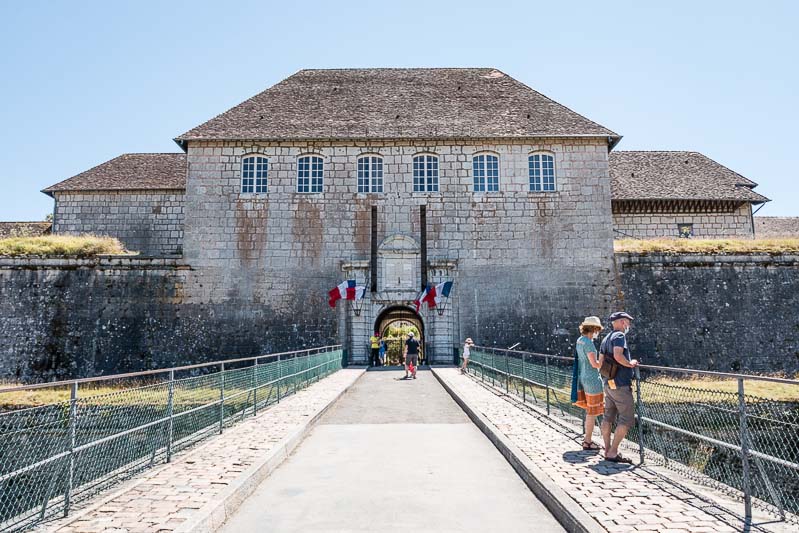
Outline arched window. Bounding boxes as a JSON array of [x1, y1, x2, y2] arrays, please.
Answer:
[[297, 155, 324, 193], [473, 154, 499, 192], [413, 154, 439, 192], [241, 155, 268, 194], [528, 153, 556, 192], [357, 155, 383, 193]]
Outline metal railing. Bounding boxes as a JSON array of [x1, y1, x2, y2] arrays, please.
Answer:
[[0, 345, 343, 532], [464, 346, 799, 525]]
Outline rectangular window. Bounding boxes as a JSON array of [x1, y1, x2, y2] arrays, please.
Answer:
[[241, 156, 268, 194], [529, 154, 556, 192], [413, 155, 439, 192], [357, 156, 383, 193], [678, 223, 694, 238], [298, 155, 323, 193], [473, 154, 499, 192]]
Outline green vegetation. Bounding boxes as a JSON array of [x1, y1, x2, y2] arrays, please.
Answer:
[[615, 237, 799, 255], [0, 234, 132, 257], [644, 375, 799, 403]]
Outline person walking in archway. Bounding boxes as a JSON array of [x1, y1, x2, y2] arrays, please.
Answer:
[[370, 332, 381, 367], [404, 331, 420, 379]]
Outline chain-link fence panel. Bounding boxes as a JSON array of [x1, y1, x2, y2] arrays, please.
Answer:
[[0, 346, 343, 532], [463, 346, 799, 525]]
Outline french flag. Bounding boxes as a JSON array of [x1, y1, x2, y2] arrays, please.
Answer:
[[414, 283, 436, 311], [433, 281, 453, 307], [328, 279, 356, 308]]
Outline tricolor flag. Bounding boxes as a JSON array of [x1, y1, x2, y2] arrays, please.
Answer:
[[354, 285, 366, 300], [433, 280, 453, 307], [328, 279, 356, 308], [413, 283, 435, 311], [415, 281, 454, 311]]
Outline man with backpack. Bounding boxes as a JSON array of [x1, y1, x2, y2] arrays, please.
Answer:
[[404, 331, 420, 379], [599, 311, 639, 464]]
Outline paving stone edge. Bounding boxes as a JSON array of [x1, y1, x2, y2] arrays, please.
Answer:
[[176, 369, 366, 533], [431, 368, 606, 533]]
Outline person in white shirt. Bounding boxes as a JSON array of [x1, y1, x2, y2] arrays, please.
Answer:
[[461, 338, 474, 374]]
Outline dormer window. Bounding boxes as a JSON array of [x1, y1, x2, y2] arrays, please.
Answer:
[[241, 156, 268, 194], [297, 155, 324, 193], [529, 153, 556, 192], [473, 154, 499, 192], [357, 155, 383, 193], [413, 154, 439, 192]]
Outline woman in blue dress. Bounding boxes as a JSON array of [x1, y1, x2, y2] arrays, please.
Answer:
[[571, 316, 605, 451]]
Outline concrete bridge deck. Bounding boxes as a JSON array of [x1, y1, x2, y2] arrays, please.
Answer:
[[35, 367, 791, 533], [219, 369, 563, 532]]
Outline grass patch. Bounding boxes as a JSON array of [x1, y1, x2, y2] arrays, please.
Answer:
[[615, 237, 799, 255], [644, 376, 799, 403], [0, 234, 132, 257]]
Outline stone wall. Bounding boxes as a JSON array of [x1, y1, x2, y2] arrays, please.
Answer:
[[182, 138, 618, 362], [52, 191, 185, 255], [1, 252, 797, 381], [0, 257, 337, 381], [617, 253, 799, 372], [612, 203, 753, 239]]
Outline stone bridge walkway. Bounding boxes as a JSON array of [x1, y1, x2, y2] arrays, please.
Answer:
[[218, 369, 564, 532], [433, 367, 791, 533], [33, 367, 791, 532]]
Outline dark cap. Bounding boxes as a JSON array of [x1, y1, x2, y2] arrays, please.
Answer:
[[609, 312, 634, 322]]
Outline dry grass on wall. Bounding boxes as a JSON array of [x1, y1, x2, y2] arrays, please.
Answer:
[[615, 237, 799, 255], [0, 234, 133, 257]]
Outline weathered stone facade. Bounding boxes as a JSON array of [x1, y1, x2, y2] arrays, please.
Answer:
[[52, 190, 184, 255], [2, 253, 797, 380], [618, 253, 799, 372], [182, 139, 617, 363], [612, 203, 754, 239]]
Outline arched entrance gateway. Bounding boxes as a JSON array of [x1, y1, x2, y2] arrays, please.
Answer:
[[374, 306, 425, 366]]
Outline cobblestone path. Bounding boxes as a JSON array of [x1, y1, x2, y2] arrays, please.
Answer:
[[36, 369, 364, 533], [434, 367, 790, 533]]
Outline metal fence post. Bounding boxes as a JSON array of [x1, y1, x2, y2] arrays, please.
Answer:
[[64, 382, 78, 517], [277, 354, 282, 403], [738, 378, 752, 523], [634, 367, 645, 465], [166, 370, 174, 463], [219, 362, 225, 434], [521, 353, 526, 403], [491, 350, 496, 386], [544, 354, 551, 416], [253, 359, 258, 416], [504, 351, 510, 393]]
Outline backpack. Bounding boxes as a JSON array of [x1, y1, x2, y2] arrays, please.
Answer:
[[598, 331, 623, 379]]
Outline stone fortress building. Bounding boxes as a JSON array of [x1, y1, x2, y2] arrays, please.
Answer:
[[36, 68, 777, 364]]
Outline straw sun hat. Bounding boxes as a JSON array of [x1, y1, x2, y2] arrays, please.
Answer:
[[465, 337, 474, 345], [579, 316, 603, 329]]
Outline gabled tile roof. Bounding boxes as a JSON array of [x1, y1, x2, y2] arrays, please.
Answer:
[[42, 153, 187, 196], [609, 151, 769, 203], [754, 217, 799, 237], [175, 68, 619, 144], [0, 222, 52, 238]]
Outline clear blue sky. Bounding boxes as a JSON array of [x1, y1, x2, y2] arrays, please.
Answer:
[[1, 0, 796, 220]]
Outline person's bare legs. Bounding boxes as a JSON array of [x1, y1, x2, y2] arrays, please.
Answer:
[[584, 415, 596, 445], [601, 418, 612, 452], [461, 359, 469, 373], [607, 425, 630, 458]]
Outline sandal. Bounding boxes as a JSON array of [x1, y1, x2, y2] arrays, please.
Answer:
[[605, 454, 633, 464], [582, 441, 601, 451]]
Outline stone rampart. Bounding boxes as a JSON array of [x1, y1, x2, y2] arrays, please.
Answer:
[[617, 253, 799, 372]]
